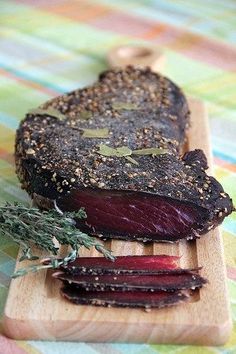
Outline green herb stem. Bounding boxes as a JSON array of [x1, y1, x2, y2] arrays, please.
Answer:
[[0, 203, 114, 278]]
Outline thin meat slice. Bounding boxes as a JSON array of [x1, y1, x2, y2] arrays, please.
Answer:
[[59, 255, 181, 275], [53, 271, 207, 292], [61, 285, 188, 308]]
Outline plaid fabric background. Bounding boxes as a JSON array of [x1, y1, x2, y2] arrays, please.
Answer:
[[0, 0, 236, 353]]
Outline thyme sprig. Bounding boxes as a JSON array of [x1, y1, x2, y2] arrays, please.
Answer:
[[0, 203, 114, 278]]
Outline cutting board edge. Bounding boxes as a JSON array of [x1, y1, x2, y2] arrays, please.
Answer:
[[2, 313, 232, 345]]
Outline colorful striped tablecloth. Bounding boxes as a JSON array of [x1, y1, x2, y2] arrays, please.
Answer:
[[0, 0, 236, 353]]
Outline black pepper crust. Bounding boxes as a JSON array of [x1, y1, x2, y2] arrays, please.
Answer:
[[15, 66, 234, 241]]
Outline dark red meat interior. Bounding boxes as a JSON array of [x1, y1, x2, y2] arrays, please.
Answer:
[[60, 255, 179, 274], [58, 188, 208, 241]]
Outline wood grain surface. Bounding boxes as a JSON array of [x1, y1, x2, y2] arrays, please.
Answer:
[[2, 98, 232, 345]]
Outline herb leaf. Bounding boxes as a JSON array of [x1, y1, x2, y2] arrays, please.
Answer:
[[97, 145, 115, 157], [79, 110, 93, 120], [28, 108, 66, 121], [82, 128, 109, 138], [112, 102, 138, 110], [133, 148, 168, 156], [97, 144, 132, 157], [125, 156, 139, 165], [97, 144, 168, 159], [115, 146, 133, 157]]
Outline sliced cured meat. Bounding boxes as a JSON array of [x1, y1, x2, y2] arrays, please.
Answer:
[[58, 255, 199, 275], [54, 271, 207, 292], [61, 285, 188, 308], [56, 254, 206, 309]]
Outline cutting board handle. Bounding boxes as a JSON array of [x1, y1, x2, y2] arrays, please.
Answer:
[[107, 45, 165, 72]]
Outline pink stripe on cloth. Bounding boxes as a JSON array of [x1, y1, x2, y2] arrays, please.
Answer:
[[15, 0, 65, 5], [91, 12, 155, 37], [227, 267, 236, 281], [0, 149, 15, 166], [147, 23, 236, 71], [146, 22, 236, 71], [0, 68, 59, 98], [179, 37, 236, 72], [90, 10, 236, 72], [0, 335, 28, 354]]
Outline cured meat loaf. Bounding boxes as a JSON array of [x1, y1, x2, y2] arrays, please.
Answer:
[[15, 66, 234, 242]]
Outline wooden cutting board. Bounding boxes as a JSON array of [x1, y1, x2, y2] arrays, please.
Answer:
[[2, 98, 232, 345]]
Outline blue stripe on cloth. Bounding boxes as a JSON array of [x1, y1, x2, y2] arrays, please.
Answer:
[[0, 260, 15, 277], [112, 343, 160, 354], [223, 219, 236, 235], [0, 60, 65, 93], [0, 177, 30, 204], [0, 113, 19, 130], [213, 149, 236, 165]]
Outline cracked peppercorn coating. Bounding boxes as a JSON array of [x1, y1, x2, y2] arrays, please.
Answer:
[[15, 66, 234, 242]]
